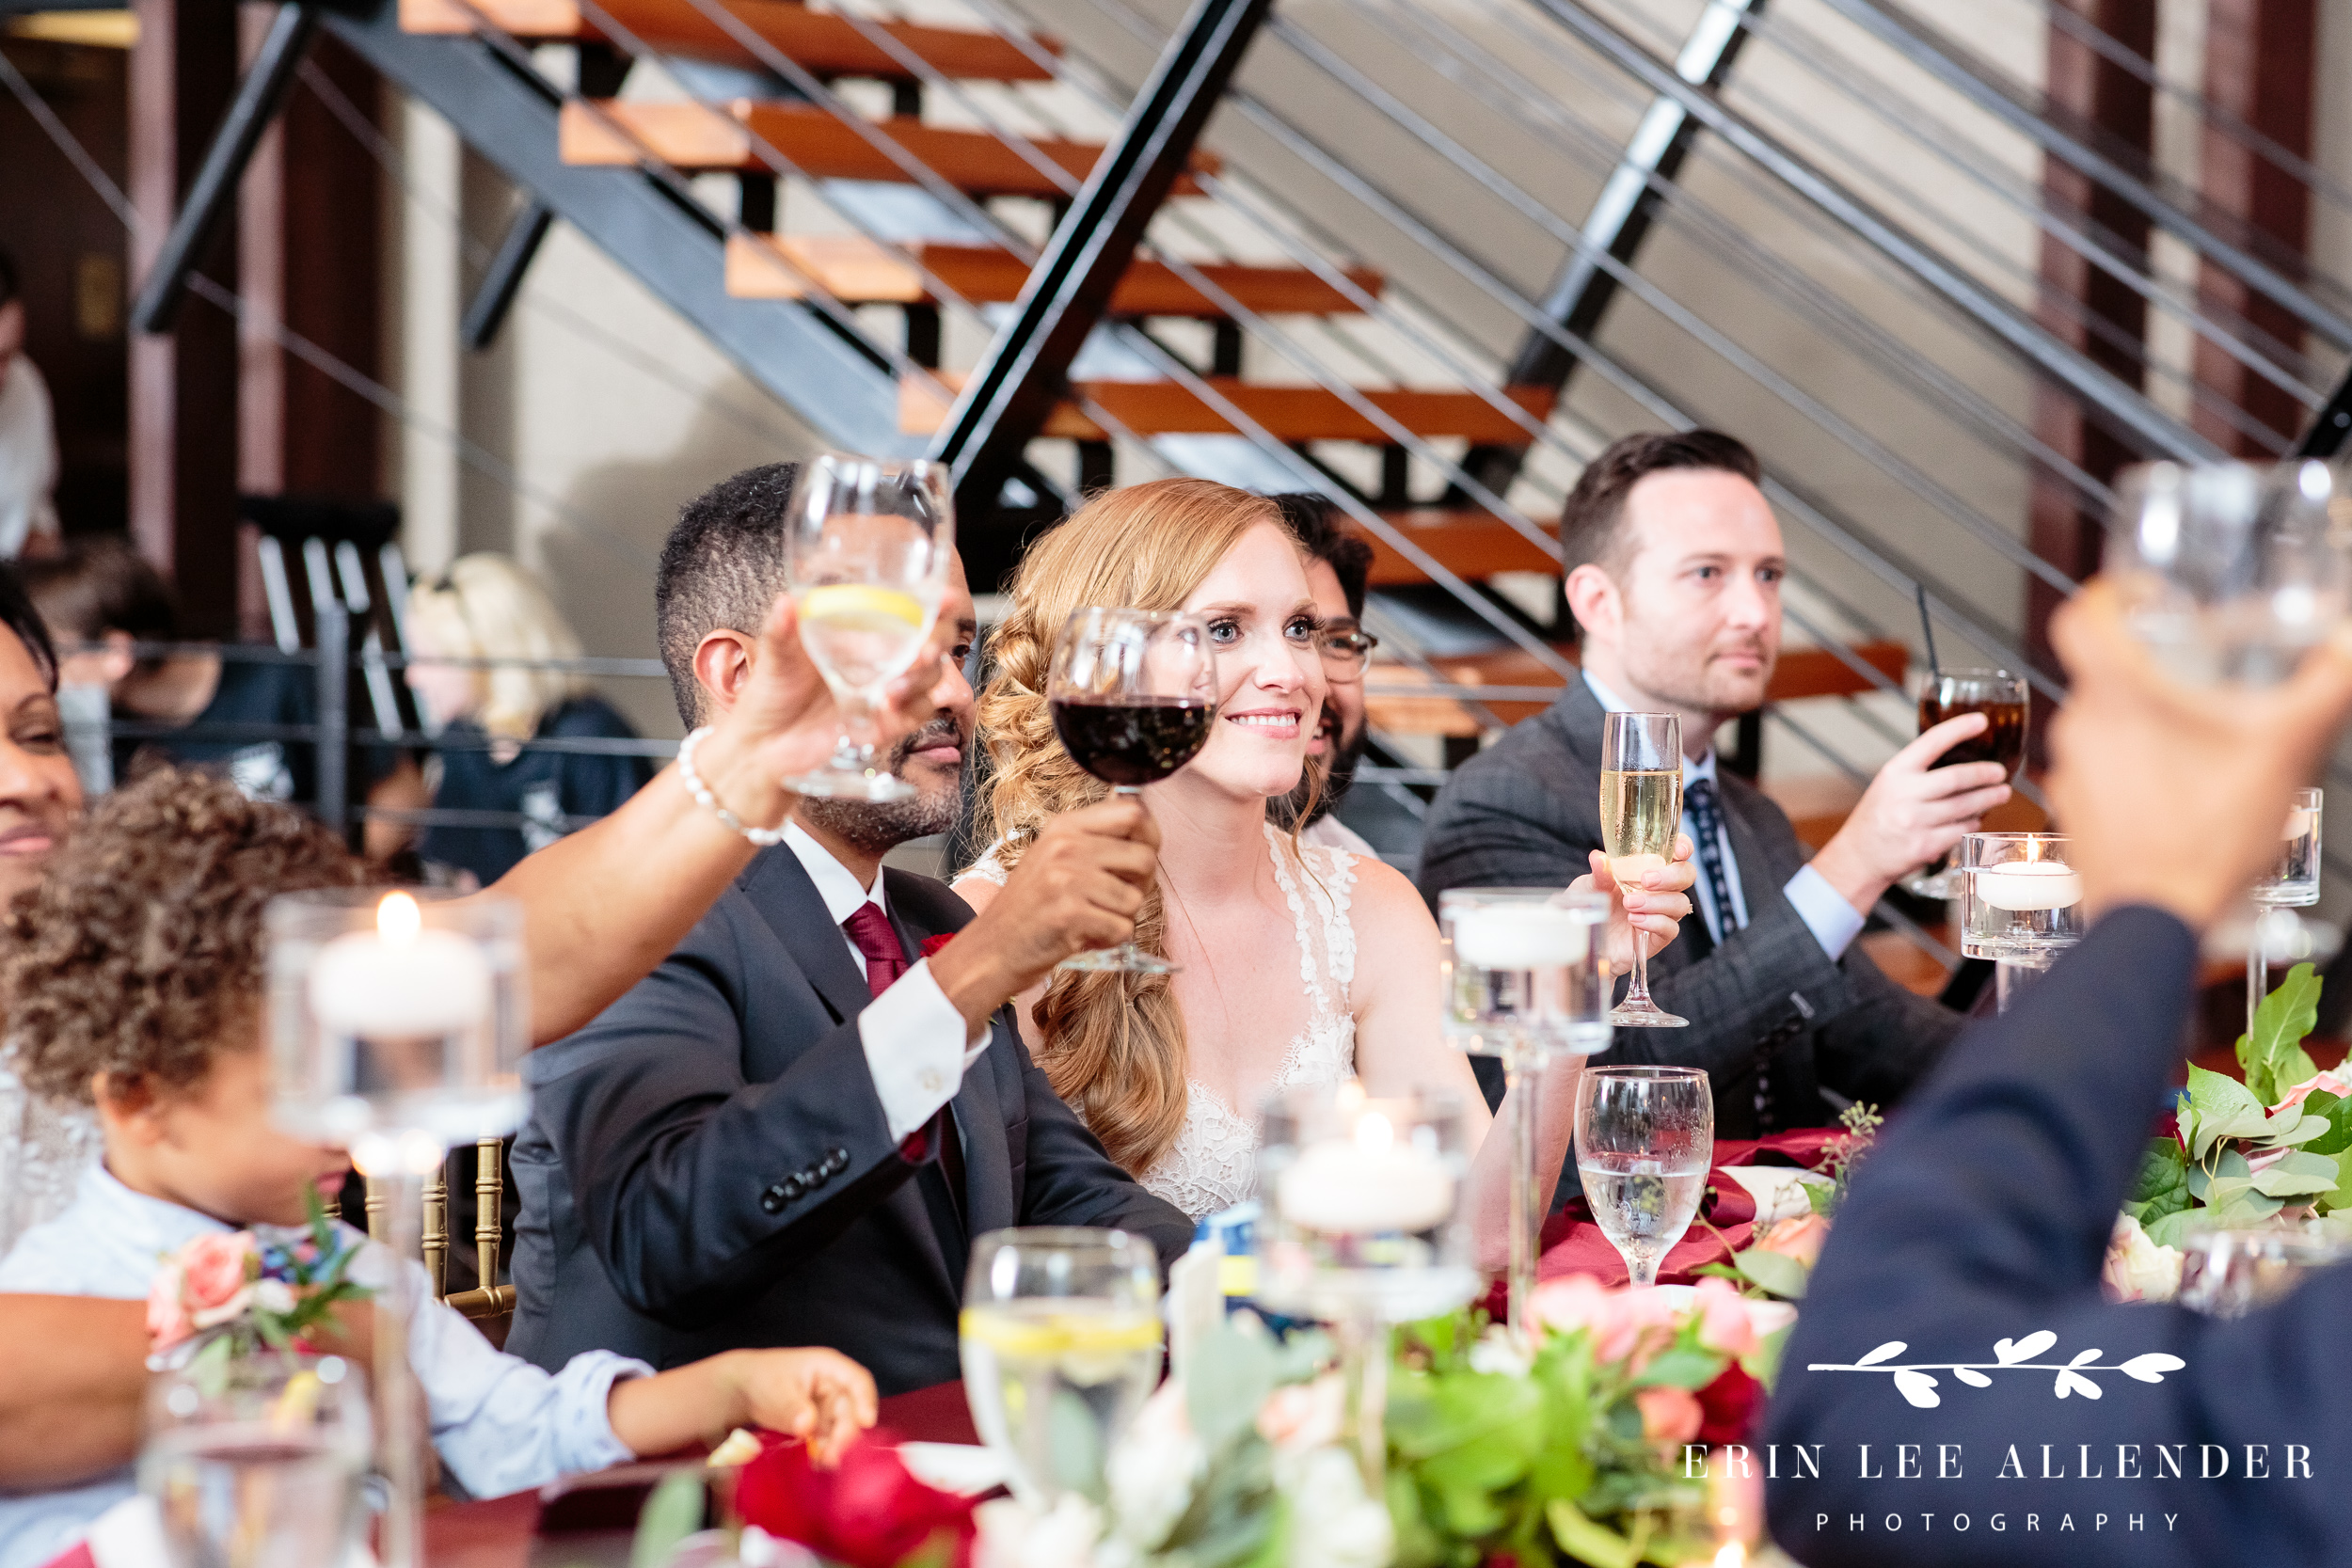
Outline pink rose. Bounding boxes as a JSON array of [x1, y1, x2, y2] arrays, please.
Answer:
[[1691, 1277, 1756, 1358], [1632, 1386, 1703, 1446], [1529, 1277, 1684, 1370], [179, 1234, 257, 1312], [147, 1261, 194, 1351], [1256, 1375, 1344, 1454], [2273, 1067, 2351, 1113], [1753, 1213, 1829, 1270]]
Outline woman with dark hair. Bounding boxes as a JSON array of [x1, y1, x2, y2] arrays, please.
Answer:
[[0, 554, 953, 1489]]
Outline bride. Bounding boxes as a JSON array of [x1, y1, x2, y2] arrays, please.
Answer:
[[955, 479, 1693, 1243]]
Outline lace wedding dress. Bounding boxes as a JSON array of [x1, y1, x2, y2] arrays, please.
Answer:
[[964, 821, 1359, 1219], [0, 1044, 101, 1258]]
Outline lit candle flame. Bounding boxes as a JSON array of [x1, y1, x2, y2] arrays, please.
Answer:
[[1355, 1110, 1394, 1154], [1711, 1544, 1745, 1568], [377, 891, 421, 945]]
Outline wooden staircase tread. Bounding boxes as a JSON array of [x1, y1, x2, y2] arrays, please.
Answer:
[[723, 234, 1382, 316], [899, 374, 1553, 441], [1363, 641, 1909, 733], [401, 0, 1057, 82], [1355, 507, 1560, 585], [560, 100, 1210, 197]]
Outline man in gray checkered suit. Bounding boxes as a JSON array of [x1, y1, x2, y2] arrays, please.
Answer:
[[1417, 431, 2004, 1136]]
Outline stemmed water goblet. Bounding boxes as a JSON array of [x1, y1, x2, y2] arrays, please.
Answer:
[[1047, 606, 1217, 974], [784, 454, 956, 801], [959, 1227, 1161, 1510], [1599, 712, 1686, 1026], [1574, 1066, 1712, 1289]]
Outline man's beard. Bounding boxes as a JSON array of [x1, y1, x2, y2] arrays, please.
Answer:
[[1277, 704, 1366, 831], [795, 718, 965, 853]]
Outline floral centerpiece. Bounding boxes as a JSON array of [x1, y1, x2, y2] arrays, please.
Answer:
[[145, 1194, 372, 1387], [2111, 964, 2352, 1302]]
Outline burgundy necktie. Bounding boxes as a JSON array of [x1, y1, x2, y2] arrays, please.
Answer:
[[842, 900, 965, 1222], [842, 902, 910, 998]]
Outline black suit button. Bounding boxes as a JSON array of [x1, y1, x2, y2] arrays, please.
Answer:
[[781, 1173, 807, 1200], [825, 1147, 850, 1174], [760, 1182, 789, 1214]]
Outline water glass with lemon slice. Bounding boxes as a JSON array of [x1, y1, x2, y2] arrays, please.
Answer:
[[785, 455, 956, 800], [960, 1227, 1162, 1508]]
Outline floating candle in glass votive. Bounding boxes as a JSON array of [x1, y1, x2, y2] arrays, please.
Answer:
[[308, 893, 494, 1039], [1960, 832, 2086, 962], [1275, 1106, 1456, 1235]]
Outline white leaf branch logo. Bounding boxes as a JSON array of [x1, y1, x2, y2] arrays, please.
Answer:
[[1807, 1331, 2186, 1409]]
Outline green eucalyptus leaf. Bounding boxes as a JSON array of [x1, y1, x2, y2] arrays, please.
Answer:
[[2260, 1112, 2336, 1148], [2299, 1091, 2352, 1157], [1741, 1323, 1790, 1392], [2250, 1148, 2341, 1197], [1628, 1346, 1724, 1391], [628, 1470, 706, 1568], [2144, 1208, 2195, 1249], [1185, 1319, 1279, 1454], [1731, 1247, 1809, 1301], [2186, 1067, 2271, 1160], [1548, 1498, 1640, 1568], [2208, 1189, 2286, 1226], [2239, 963, 2323, 1105]]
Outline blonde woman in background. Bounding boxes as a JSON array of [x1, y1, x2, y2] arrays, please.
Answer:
[[405, 554, 654, 885], [953, 478, 1698, 1256]]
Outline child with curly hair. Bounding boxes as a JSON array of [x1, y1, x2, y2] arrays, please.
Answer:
[[0, 769, 878, 1568]]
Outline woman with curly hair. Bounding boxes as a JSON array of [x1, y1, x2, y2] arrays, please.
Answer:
[[955, 479, 1695, 1241]]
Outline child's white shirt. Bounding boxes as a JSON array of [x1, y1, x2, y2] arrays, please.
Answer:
[[0, 1164, 649, 1568]]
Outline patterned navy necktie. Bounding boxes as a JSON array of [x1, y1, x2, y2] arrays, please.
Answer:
[[1682, 777, 1740, 944]]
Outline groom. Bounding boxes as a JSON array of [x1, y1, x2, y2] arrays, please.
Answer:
[[506, 464, 1192, 1393]]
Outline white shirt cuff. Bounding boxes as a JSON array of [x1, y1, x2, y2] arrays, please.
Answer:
[[861, 957, 992, 1144], [1784, 864, 1867, 962]]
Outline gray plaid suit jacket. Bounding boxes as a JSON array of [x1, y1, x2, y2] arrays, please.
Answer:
[[1414, 678, 1960, 1136]]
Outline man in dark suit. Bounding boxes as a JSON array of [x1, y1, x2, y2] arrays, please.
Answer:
[[1417, 431, 2010, 1134], [507, 464, 1192, 1393], [1765, 581, 2352, 1567]]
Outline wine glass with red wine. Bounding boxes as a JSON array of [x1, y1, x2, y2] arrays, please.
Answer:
[[1900, 669, 2027, 899], [1048, 606, 1218, 974]]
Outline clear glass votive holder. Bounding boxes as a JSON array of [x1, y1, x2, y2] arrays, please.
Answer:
[[1959, 832, 2086, 964], [1438, 887, 1613, 1063], [2175, 1219, 2352, 1318], [2255, 787, 2324, 909], [266, 889, 530, 1173]]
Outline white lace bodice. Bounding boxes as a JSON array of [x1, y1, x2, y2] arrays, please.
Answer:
[[962, 822, 1359, 1219], [0, 1044, 101, 1259]]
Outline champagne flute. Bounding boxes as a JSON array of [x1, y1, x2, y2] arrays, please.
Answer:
[[1899, 669, 2028, 899], [1047, 606, 1217, 974], [1599, 712, 1687, 1027], [959, 1227, 1162, 1509], [2248, 787, 2324, 1036], [784, 454, 955, 800], [1575, 1066, 1712, 1289]]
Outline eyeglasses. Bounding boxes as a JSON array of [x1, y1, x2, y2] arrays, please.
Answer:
[[1316, 626, 1379, 678]]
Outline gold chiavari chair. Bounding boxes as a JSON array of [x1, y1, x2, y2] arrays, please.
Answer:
[[363, 1136, 516, 1323]]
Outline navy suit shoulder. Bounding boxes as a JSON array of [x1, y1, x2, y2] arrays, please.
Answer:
[[1767, 909, 2349, 1567], [505, 846, 1188, 1394]]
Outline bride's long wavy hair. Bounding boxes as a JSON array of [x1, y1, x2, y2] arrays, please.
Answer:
[[974, 478, 1300, 1176]]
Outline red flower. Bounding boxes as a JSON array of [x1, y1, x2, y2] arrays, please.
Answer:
[[736, 1431, 976, 1568], [920, 934, 956, 960], [1695, 1361, 1761, 1447]]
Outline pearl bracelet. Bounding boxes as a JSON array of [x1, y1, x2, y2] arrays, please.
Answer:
[[675, 726, 789, 847]]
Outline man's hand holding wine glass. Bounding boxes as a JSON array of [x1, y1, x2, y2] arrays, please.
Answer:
[[1581, 834, 1698, 970], [929, 799, 1164, 1031]]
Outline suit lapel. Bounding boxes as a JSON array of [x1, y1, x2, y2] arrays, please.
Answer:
[[741, 849, 873, 1025]]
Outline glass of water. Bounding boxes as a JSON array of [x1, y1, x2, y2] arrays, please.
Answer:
[[139, 1354, 371, 1568], [2106, 459, 2350, 687], [1439, 887, 1610, 1339], [2246, 787, 2325, 1036], [785, 454, 955, 800], [960, 1227, 1161, 1509], [1574, 1066, 1712, 1289]]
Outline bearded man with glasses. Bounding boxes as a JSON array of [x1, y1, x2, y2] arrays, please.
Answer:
[[1270, 493, 1380, 854]]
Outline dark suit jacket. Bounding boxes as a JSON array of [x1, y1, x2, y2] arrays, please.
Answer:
[[1765, 908, 2348, 1566], [1414, 679, 1958, 1134], [504, 847, 1193, 1394]]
